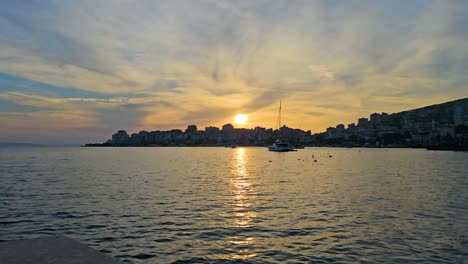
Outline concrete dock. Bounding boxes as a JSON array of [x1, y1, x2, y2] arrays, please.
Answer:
[[0, 236, 123, 264]]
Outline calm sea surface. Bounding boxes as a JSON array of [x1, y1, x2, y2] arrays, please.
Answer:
[[1, 147, 467, 263]]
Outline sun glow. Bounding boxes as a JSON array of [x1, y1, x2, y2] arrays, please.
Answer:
[[234, 114, 248, 125]]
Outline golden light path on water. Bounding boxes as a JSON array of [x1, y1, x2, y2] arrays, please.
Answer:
[[228, 147, 257, 260]]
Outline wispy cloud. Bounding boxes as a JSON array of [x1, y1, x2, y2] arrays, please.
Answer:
[[0, 0, 467, 143]]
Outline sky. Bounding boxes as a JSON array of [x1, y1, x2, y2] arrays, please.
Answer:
[[0, 0, 467, 144]]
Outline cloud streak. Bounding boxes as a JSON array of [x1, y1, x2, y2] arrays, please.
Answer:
[[0, 0, 467, 143]]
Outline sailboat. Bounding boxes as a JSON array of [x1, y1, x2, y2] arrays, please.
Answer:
[[268, 100, 296, 152]]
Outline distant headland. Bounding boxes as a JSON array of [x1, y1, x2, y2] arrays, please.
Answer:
[[85, 98, 468, 149]]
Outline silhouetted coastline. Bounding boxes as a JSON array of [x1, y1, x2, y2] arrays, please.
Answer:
[[85, 98, 468, 150]]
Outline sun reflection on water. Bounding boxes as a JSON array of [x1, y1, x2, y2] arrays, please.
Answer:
[[227, 147, 257, 260]]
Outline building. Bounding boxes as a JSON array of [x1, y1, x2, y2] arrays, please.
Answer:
[[326, 127, 336, 138], [357, 118, 370, 127], [381, 112, 389, 123], [454, 104, 468, 126], [205, 126, 220, 144], [412, 132, 431, 146], [185, 125, 198, 136], [112, 130, 130, 145], [222, 123, 235, 142], [370, 113, 381, 124], [336, 124, 345, 132]]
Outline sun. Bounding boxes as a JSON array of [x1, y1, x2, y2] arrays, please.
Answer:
[[234, 114, 248, 125]]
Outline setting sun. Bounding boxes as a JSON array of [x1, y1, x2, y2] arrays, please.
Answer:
[[234, 114, 248, 125]]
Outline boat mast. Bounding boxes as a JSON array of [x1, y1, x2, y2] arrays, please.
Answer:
[[277, 100, 282, 130]]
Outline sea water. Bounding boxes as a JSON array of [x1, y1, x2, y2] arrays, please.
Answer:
[[1, 147, 467, 263]]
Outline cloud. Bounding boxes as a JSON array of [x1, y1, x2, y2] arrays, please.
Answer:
[[305, 111, 326, 117], [0, 72, 110, 98], [0, 0, 468, 143], [308, 64, 335, 81], [0, 98, 47, 112]]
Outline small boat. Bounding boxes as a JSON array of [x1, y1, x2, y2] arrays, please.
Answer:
[[230, 144, 237, 148], [268, 139, 296, 152], [268, 100, 297, 152]]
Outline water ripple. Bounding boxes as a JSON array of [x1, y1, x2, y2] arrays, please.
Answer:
[[0, 147, 467, 263]]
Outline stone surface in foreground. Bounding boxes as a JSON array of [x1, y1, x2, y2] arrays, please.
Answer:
[[0, 236, 122, 264]]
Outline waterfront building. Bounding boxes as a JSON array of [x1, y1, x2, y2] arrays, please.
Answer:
[[370, 113, 381, 124], [336, 124, 345, 132], [454, 104, 468, 126], [205, 126, 220, 144], [222, 123, 235, 142], [358, 118, 370, 127], [326, 127, 336, 139], [412, 132, 431, 146], [112, 130, 130, 145], [185, 125, 198, 136]]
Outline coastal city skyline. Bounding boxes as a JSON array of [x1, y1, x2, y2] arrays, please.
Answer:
[[1, 1, 468, 144], [87, 98, 468, 148]]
